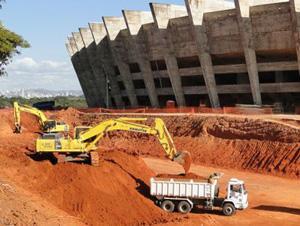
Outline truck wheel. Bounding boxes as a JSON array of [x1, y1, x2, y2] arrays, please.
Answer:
[[177, 201, 191, 214], [222, 203, 236, 216], [161, 200, 175, 213]]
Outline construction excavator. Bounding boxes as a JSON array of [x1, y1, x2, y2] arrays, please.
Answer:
[[13, 101, 69, 133], [34, 117, 192, 173]]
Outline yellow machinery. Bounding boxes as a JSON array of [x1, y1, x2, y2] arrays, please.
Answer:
[[13, 102, 69, 133], [35, 117, 192, 173]]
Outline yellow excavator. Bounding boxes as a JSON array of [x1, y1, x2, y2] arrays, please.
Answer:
[[34, 117, 192, 173], [13, 102, 69, 133]]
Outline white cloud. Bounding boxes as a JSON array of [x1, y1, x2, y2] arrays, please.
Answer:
[[0, 57, 81, 91]]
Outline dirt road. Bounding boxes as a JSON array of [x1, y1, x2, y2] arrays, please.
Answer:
[[143, 157, 300, 226]]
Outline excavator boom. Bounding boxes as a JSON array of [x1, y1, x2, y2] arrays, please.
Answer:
[[36, 117, 191, 173], [13, 101, 69, 133]]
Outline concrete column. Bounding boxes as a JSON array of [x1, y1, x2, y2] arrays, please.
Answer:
[[185, 0, 220, 108], [150, 3, 186, 106], [67, 37, 95, 107], [102, 16, 138, 107], [234, 0, 262, 105], [72, 32, 100, 107], [122, 10, 159, 107], [290, 0, 300, 75], [89, 22, 124, 108], [79, 27, 107, 107]]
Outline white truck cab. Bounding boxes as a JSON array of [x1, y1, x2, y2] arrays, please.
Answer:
[[222, 178, 248, 216]]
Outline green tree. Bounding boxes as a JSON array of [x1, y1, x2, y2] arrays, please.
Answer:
[[0, 0, 30, 76]]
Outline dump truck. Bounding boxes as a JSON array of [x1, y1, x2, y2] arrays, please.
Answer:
[[150, 175, 248, 216]]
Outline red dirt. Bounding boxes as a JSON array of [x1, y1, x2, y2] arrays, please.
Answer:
[[30, 151, 185, 225], [156, 173, 207, 180], [0, 108, 299, 225], [12, 108, 299, 178], [79, 114, 299, 178], [0, 109, 187, 225]]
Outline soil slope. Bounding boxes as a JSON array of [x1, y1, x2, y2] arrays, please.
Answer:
[[66, 112, 300, 178], [0, 108, 299, 225]]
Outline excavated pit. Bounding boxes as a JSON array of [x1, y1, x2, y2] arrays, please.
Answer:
[[0, 108, 299, 225]]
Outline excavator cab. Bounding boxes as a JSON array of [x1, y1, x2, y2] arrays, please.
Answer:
[[43, 120, 56, 131], [43, 120, 69, 133], [74, 126, 91, 139]]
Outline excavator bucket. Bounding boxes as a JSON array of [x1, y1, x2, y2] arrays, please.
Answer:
[[14, 124, 22, 133], [173, 151, 192, 174]]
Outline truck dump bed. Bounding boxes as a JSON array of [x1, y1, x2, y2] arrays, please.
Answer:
[[150, 177, 215, 199]]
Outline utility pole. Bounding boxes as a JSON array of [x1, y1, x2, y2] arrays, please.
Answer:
[[106, 73, 110, 108]]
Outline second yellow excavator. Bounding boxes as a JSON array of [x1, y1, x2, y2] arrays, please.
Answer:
[[13, 101, 69, 133], [34, 117, 192, 173]]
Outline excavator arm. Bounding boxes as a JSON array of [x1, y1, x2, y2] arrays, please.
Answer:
[[78, 117, 191, 173], [13, 101, 68, 133]]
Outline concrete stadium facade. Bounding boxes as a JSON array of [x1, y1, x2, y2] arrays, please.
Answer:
[[66, 0, 300, 110]]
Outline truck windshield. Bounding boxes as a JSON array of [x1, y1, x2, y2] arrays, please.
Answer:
[[242, 184, 247, 194], [231, 184, 242, 193]]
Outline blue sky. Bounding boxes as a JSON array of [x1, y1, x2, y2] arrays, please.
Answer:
[[0, 0, 184, 91], [0, 0, 232, 91]]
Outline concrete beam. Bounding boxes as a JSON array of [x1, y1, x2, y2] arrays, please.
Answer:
[[150, 3, 188, 29], [89, 22, 107, 44], [177, 61, 299, 77], [182, 82, 300, 95], [251, 0, 288, 5], [122, 10, 153, 35], [123, 10, 159, 107], [185, 0, 220, 108], [79, 27, 107, 107], [260, 82, 300, 93], [103, 16, 139, 107], [65, 41, 74, 57], [102, 16, 127, 40], [72, 32, 100, 107], [150, 3, 187, 106], [88, 22, 124, 108], [234, 0, 262, 105], [67, 36, 93, 107], [290, 0, 300, 76]]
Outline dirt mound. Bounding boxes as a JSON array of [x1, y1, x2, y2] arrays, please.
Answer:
[[205, 117, 300, 143], [0, 109, 40, 135], [156, 173, 207, 180], [0, 178, 85, 226], [32, 151, 182, 225], [0, 145, 184, 225], [75, 114, 300, 178]]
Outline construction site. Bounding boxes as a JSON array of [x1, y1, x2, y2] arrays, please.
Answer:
[[0, 0, 300, 226], [0, 104, 299, 225]]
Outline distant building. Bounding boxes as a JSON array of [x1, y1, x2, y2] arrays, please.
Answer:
[[66, 0, 300, 110]]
